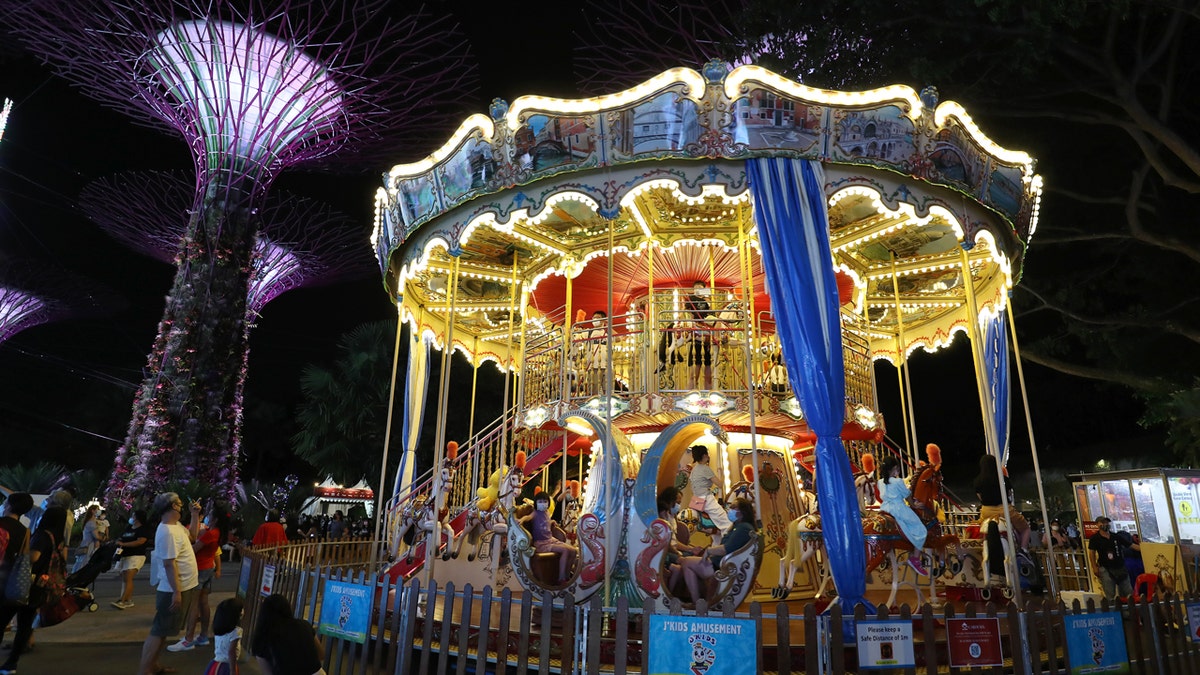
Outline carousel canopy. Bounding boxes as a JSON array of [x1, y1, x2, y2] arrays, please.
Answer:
[[372, 63, 1041, 367]]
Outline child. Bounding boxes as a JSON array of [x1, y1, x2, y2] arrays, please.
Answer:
[[877, 456, 929, 576], [204, 597, 244, 675]]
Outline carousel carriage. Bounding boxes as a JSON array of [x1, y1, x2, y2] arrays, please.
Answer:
[[374, 61, 1043, 613]]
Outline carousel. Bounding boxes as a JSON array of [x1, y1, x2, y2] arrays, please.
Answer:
[[372, 61, 1044, 613]]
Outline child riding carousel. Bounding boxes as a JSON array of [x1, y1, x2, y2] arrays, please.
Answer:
[[877, 456, 930, 576]]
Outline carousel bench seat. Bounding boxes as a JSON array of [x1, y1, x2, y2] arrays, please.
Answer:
[[531, 551, 563, 584]]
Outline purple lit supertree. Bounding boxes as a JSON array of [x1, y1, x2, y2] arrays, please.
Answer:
[[3, 0, 475, 504], [81, 170, 377, 497], [0, 259, 118, 344]]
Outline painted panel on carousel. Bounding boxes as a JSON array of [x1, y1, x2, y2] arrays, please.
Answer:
[[608, 90, 703, 161], [730, 90, 823, 156], [830, 106, 916, 168], [395, 173, 440, 227], [986, 164, 1025, 222], [438, 133, 498, 209], [927, 123, 990, 192], [512, 113, 600, 179]]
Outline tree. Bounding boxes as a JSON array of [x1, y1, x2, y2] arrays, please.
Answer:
[[291, 321, 408, 486]]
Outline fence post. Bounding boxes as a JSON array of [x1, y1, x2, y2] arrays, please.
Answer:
[[456, 584, 474, 675], [496, 587, 513, 675], [436, 580, 456, 675], [474, 586, 494, 675], [613, 596, 630, 674], [776, 602, 791, 675], [1009, 601, 1032, 675], [585, 594, 603, 675]]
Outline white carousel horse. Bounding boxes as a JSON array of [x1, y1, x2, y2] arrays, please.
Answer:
[[772, 487, 832, 599], [450, 500, 507, 561], [389, 497, 425, 561]]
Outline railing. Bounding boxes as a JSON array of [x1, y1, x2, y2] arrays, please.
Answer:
[[241, 542, 1200, 675]]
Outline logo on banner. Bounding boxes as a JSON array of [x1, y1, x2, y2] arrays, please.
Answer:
[[688, 634, 716, 674]]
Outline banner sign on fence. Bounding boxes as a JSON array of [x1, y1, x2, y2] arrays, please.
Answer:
[[260, 564, 275, 597], [647, 614, 756, 675], [318, 579, 372, 645], [947, 617, 1004, 667], [1064, 611, 1130, 674], [856, 619, 915, 669], [237, 561, 251, 598], [1186, 602, 1200, 642]]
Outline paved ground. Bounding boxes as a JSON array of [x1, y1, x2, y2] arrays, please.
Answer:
[[6, 558, 263, 674]]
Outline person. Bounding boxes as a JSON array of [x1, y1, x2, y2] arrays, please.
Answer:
[[1066, 521, 1081, 548], [688, 446, 731, 543], [28, 486, 76, 545], [522, 492, 577, 583], [972, 454, 1032, 551], [74, 504, 104, 572], [1088, 516, 1133, 600], [1048, 519, 1070, 549], [113, 509, 152, 609], [204, 597, 244, 675], [95, 508, 110, 541], [250, 510, 288, 548], [678, 497, 756, 604], [170, 506, 230, 651], [0, 494, 33, 675], [251, 594, 326, 675], [139, 492, 200, 675], [580, 310, 608, 395], [328, 511, 346, 540], [877, 456, 930, 576], [683, 281, 714, 390], [0, 500, 61, 675], [657, 487, 702, 594]]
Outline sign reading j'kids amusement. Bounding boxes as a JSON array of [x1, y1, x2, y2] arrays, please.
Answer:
[[647, 615, 756, 675], [318, 579, 372, 644], [1064, 612, 1130, 675], [856, 619, 916, 669]]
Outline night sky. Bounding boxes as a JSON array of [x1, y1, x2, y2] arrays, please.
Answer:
[[0, 4, 1166, 501]]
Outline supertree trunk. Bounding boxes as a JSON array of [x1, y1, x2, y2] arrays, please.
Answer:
[[112, 190, 258, 504]]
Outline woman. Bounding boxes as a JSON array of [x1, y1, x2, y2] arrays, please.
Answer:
[[251, 594, 325, 675], [74, 503, 103, 572], [0, 505, 66, 675], [657, 487, 701, 594], [688, 446, 731, 543], [678, 498, 756, 604], [877, 456, 929, 576], [112, 509, 152, 609], [973, 454, 1032, 551]]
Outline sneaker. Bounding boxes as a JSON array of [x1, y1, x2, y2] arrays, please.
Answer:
[[166, 638, 195, 652], [194, 636, 210, 646], [908, 555, 929, 576], [110, 601, 126, 610]]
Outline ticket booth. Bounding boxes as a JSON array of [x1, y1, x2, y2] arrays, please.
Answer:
[[1072, 468, 1200, 594]]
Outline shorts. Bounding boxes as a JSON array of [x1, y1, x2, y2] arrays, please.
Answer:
[[151, 587, 199, 637], [118, 555, 146, 573], [198, 567, 215, 591], [686, 335, 712, 366], [978, 504, 1028, 533]]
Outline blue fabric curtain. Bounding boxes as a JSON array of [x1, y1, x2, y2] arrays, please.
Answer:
[[393, 327, 431, 497], [746, 157, 868, 610], [982, 312, 1011, 464]]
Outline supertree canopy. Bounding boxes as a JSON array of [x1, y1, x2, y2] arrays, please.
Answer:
[[3, 0, 476, 503], [81, 170, 376, 498], [0, 259, 118, 344]]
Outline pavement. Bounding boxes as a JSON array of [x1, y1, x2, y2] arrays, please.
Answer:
[[6, 559, 263, 675]]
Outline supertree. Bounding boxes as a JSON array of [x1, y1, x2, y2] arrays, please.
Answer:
[[81, 170, 377, 498], [0, 259, 117, 344], [2, 0, 475, 503]]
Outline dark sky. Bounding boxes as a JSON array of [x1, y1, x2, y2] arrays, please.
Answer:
[[0, 4, 1166, 497]]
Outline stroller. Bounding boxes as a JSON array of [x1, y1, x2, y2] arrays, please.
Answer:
[[63, 540, 119, 614]]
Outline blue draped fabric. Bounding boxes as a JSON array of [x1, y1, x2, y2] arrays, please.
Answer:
[[746, 158, 869, 610], [982, 312, 1011, 464], [393, 327, 432, 497]]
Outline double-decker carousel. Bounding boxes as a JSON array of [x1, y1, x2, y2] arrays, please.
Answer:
[[372, 62, 1043, 615]]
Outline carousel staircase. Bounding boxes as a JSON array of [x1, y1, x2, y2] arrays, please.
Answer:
[[382, 408, 577, 581]]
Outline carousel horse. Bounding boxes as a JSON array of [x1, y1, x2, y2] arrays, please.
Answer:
[[498, 451, 526, 515], [773, 483, 832, 599], [854, 453, 880, 511], [389, 497, 426, 561], [862, 445, 963, 607], [451, 467, 509, 561]]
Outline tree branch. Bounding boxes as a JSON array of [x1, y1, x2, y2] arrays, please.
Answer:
[[1018, 348, 1173, 393]]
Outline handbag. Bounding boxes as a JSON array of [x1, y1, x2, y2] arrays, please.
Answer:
[[688, 495, 708, 512], [4, 531, 31, 605], [37, 592, 80, 628]]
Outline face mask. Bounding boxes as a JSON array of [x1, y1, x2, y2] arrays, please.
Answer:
[[1051, 526, 1059, 531], [536, 503, 548, 512], [203, 518, 212, 527], [727, 509, 738, 522], [1100, 523, 1110, 532], [670, 504, 680, 515], [128, 518, 135, 525]]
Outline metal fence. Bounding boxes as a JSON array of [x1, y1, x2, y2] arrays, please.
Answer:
[[241, 541, 1200, 675]]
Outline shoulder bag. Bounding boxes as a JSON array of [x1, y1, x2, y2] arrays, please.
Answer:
[[4, 530, 31, 605]]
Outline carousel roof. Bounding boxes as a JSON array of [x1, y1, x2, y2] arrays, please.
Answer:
[[372, 63, 1041, 365]]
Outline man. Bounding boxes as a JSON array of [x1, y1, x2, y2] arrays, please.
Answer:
[[1088, 516, 1133, 601], [139, 492, 200, 675]]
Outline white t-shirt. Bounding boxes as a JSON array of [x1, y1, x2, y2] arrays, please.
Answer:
[[213, 627, 242, 663], [153, 521, 199, 593], [691, 463, 718, 496]]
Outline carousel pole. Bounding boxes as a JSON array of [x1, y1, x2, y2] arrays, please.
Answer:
[[500, 254, 519, 489], [1006, 298, 1059, 597], [958, 244, 1021, 605], [511, 285, 529, 482], [468, 336, 480, 503], [739, 214, 763, 518], [426, 256, 460, 582], [888, 253, 917, 467], [373, 296, 405, 570], [647, 243, 655, 394], [603, 213, 616, 605]]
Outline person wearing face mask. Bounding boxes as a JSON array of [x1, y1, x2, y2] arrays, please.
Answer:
[[678, 498, 757, 605], [878, 457, 930, 576], [170, 506, 231, 652], [1088, 516, 1133, 600], [658, 487, 702, 595], [113, 509, 152, 609], [522, 492, 577, 583]]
